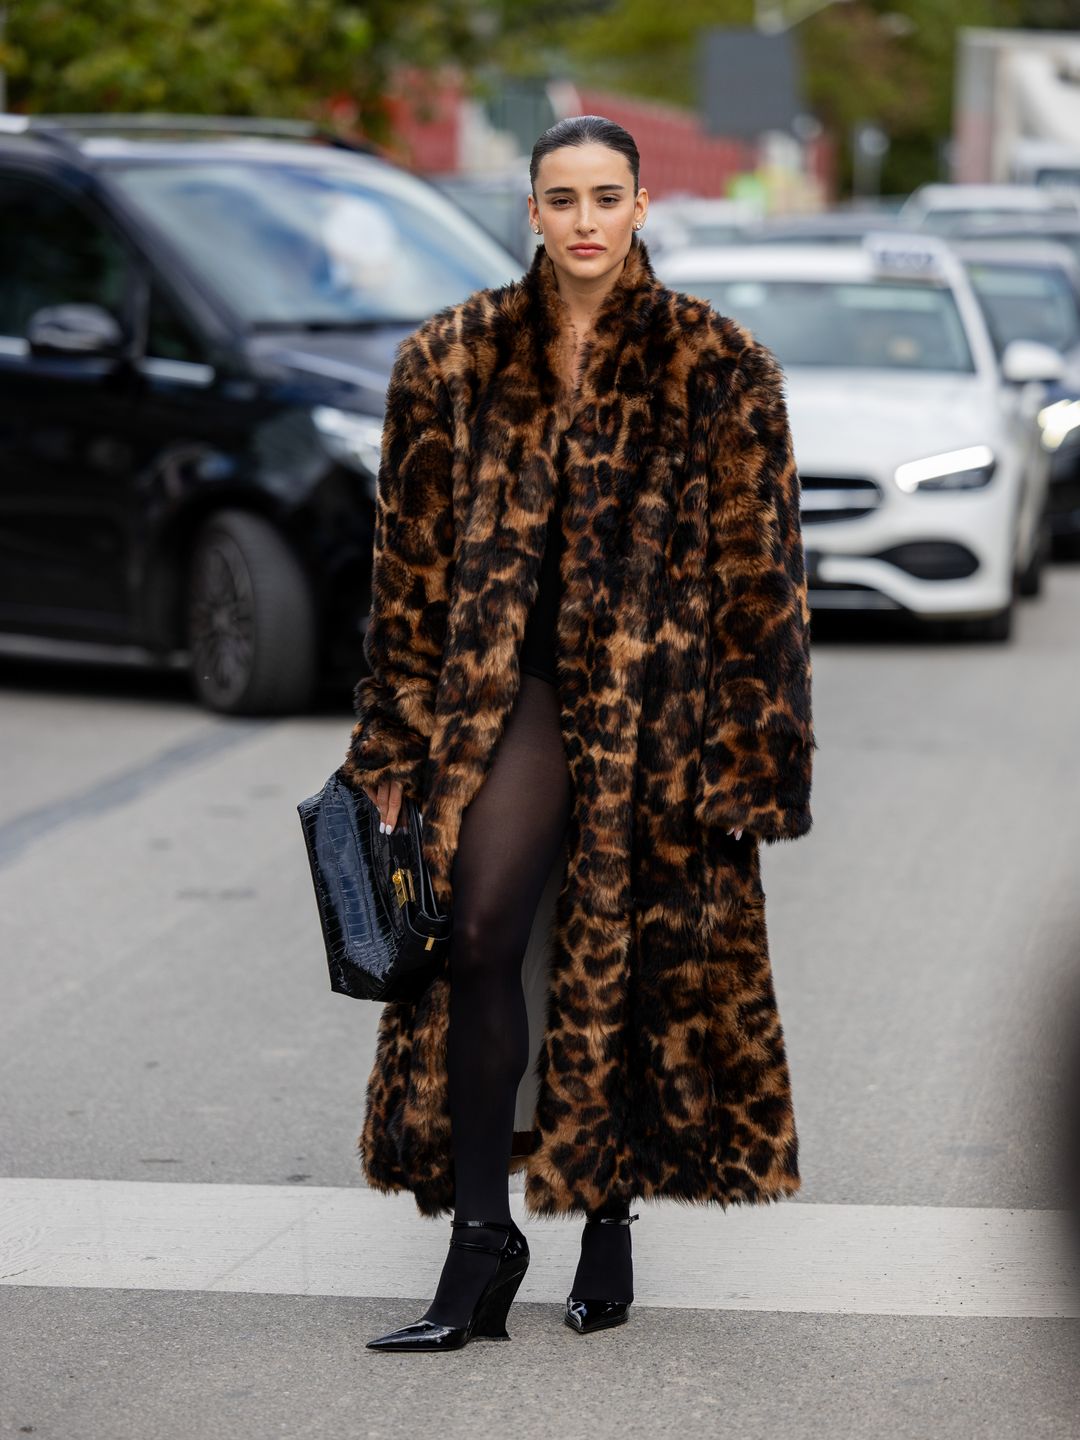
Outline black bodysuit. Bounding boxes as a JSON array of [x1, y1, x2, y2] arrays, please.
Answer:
[[518, 490, 565, 687]]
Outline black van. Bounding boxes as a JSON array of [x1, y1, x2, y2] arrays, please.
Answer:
[[0, 116, 520, 712]]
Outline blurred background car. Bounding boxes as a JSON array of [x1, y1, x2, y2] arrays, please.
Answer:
[[639, 195, 761, 257], [741, 210, 917, 246], [428, 165, 539, 265], [951, 238, 1080, 558], [1009, 138, 1080, 193], [657, 235, 1060, 638], [901, 182, 1080, 236], [0, 116, 520, 715], [943, 213, 1080, 269]]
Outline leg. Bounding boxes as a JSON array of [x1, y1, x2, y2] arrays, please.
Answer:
[[571, 1196, 635, 1304], [423, 675, 572, 1327]]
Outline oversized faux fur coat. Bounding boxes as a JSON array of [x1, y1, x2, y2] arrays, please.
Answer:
[[340, 233, 816, 1219]]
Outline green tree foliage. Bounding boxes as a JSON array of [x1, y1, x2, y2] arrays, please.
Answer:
[[1, 0, 1073, 191], [799, 0, 1017, 194], [494, 0, 1075, 194], [1, 0, 540, 139], [494, 0, 1021, 195]]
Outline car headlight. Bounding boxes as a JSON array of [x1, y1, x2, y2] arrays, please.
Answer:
[[312, 406, 384, 481], [1037, 398, 1080, 453], [894, 445, 996, 493]]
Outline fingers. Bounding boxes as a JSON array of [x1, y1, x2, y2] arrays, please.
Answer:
[[377, 778, 391, 834], [385, 780, 403, 835], [376, 778, 403, 835], [726, 826, 744, 840]]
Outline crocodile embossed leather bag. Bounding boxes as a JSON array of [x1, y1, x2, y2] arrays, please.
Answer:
[[297, 770, 451, 1001]]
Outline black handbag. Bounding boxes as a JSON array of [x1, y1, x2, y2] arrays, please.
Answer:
[[296, 769, 452, 1001]]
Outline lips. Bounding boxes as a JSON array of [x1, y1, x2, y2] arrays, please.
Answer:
[[569, 245, 605, 254]]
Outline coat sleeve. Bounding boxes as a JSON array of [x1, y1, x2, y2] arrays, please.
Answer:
[[691, 329, 816, 843], [339, 332, 455, 803]]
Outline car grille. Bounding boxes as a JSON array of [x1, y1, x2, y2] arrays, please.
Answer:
[[872, 540, 979, 580], [799, 475, 882, 524]]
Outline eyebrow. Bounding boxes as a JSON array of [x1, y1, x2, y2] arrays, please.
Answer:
[[542, 183, 627, 196]]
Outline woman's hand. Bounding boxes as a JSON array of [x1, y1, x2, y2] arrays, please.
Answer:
[[726, 826, 744, 840], [364, 778, 405, 835]]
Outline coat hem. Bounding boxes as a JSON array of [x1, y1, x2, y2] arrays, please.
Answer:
[[357, 1148, 802, 1221]]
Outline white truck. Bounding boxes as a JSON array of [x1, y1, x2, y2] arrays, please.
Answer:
[[953, 28, 1080, 190]]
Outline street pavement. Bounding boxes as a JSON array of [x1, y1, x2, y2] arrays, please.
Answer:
[[3, 567, 1080, 1439]]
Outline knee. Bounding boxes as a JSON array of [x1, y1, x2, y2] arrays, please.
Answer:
[[450, 904, 527, 986], [449, 904, 512, 973]]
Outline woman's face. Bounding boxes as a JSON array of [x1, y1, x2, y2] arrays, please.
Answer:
[[528, 141, 647, 287]]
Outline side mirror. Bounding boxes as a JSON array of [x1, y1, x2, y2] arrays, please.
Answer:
[[27, 303, 125, 359], [1000, 338, 1066, 386]]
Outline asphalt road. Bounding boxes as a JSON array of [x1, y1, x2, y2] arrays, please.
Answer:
[[2, 567, 1080, 1439]]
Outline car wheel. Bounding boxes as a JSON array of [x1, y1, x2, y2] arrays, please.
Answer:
[[187, 509, 317, 715], [1017, 514, 1051, 598]]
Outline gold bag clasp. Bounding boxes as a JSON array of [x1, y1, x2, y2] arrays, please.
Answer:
[[392, 866, 416, 909]]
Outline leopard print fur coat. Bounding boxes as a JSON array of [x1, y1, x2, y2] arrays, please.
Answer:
[[340, 233, 816, 1219]]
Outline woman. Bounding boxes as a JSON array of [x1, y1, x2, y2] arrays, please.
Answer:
[[342, 115, 816, 1352]]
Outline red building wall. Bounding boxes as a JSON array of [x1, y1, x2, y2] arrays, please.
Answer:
[[349, 66, 834, 203]]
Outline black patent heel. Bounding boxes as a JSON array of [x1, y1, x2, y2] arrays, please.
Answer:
[[366, 1218, 530, 1352], [471, 1252, 530, 1340], [564, 1211, 639, 1336], [449, 1218, 530, 1341]]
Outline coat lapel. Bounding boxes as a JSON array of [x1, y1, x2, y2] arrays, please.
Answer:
[[521, 230, 663, 422]]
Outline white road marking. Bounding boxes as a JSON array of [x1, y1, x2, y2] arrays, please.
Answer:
[[0, 1178, 1076, 1318]]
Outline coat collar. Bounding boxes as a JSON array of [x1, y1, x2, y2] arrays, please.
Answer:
[[519, 234, 663, 410]]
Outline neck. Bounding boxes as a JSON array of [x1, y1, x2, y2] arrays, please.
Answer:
[[524, 235, 658, 396], [552, 251, 630, 330]]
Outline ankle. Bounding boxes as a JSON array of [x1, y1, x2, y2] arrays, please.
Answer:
[[571, 1208, 636, 1305], [585, 1197, 631, 1223]]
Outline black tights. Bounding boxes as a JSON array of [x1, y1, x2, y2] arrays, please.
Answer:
[[422, 675, 632, 1327]]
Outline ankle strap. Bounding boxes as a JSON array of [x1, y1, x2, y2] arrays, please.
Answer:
[[448, 1218, 515, 1257], [585, 1211, 639, 1226]]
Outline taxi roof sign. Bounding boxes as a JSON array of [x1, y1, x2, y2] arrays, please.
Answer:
[[862, 231, 950, 282]]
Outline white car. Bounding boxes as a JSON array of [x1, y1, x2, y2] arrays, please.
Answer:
[[643, 196, 760, 256], [901, 183, 1080, 236], [657, 237, 1063, 638]]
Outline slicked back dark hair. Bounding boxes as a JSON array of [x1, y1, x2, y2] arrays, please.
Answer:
[[530, 115, 640, 198]]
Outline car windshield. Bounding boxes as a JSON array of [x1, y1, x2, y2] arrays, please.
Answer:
[[964, 262, 1080, 355], [106, 157, 520, 327], [680, 279, 976, 371], [922, 206, 1076, 235], [681, 223, 747, 246], [1034, 168, 1080, 188], [967, 232, 1080, 268]]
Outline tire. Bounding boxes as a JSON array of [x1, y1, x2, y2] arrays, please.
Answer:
[[1017, 514, 1051, 598], [1051, 531, 1080, 563], [186, 509, 317, 715]]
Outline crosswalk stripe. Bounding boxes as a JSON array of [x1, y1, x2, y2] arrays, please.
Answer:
[[1, 1178, 1077, 1318]]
